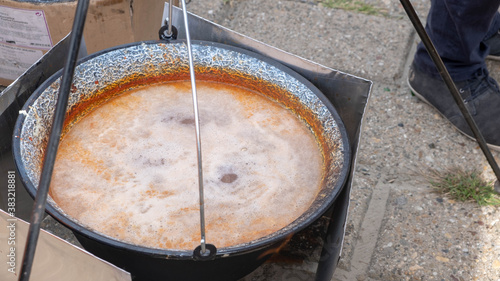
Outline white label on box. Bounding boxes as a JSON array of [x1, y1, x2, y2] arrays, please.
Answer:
[[0, 5, 52, 50], [0, 43, 43, 80]]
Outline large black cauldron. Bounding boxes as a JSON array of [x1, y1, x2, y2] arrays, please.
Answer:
[[13, 40, 350, 281]]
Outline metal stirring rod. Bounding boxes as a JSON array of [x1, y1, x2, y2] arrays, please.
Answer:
[[180, 0, 208, 254]]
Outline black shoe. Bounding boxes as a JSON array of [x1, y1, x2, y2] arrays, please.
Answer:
[[408, 62, 500, 151], [484, 30, 500, 60]]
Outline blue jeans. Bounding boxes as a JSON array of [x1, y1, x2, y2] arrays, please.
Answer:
[[413, 0, 500, 81]]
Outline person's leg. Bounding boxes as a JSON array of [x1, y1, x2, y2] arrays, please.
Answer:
[[408, 0, 500, 150], [484, 12, 500, 58], [413, 0, 500, 81], [485, 12, 500, 40]]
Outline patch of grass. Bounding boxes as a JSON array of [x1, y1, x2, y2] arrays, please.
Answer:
[[427, 168, 500, 206], [319, 0, 380, 16]]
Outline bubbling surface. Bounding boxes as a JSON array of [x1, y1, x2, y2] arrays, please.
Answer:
[[50, 81, 324, 250]]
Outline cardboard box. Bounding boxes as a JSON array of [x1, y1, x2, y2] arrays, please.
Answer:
[[0, 0, 166, 86]]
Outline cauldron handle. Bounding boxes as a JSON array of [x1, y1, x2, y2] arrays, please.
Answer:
[[179, 0, 212, 256]]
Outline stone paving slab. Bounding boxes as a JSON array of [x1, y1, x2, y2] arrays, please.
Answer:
[[368, 184, 500, 281], [346, 81, 500, 280]]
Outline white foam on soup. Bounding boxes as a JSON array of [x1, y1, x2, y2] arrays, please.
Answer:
[[50, 81, 324, 250]]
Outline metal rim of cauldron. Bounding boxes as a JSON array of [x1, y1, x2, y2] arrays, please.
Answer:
[[12, 40, 351, 260]]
